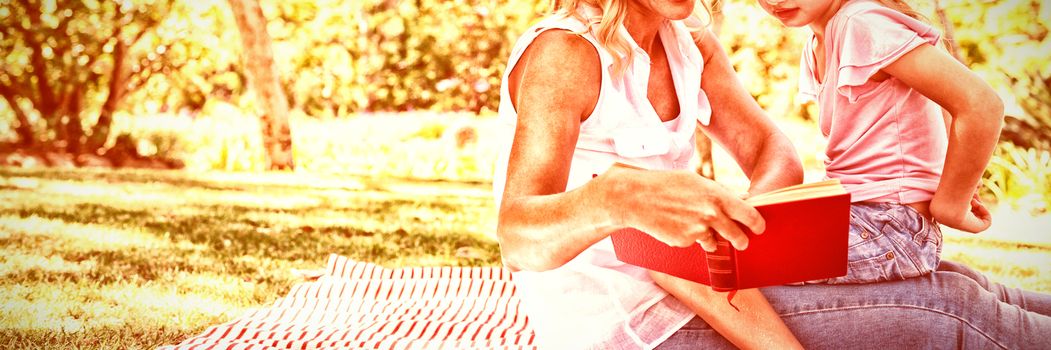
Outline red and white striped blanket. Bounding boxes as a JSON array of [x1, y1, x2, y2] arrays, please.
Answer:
[[159, 254, 536, 349]]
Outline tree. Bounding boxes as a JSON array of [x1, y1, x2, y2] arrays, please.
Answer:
[[227, 0, 294, 170], [0, 0, 174, 156]]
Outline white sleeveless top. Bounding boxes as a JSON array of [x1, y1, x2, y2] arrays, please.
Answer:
[[492, 8, 713, 349]]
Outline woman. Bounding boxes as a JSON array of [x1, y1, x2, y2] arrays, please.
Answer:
[[493, 0, 1051, 348]]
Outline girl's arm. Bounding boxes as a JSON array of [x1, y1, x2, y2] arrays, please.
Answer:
[[498, 30, 765, 271], [646, 29, 805, 349], [882, 44, 1004, 233]]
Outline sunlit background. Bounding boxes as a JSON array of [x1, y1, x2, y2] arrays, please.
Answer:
[[0, 0, 1048, 348]]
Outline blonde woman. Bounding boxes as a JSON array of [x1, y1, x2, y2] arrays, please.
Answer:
[[493, 0, 1051, 349], [494, 0, 803, 348]]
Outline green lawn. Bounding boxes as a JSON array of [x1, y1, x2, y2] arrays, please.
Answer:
[[0, 167, 500, 349], [0, 167, 1048, 349]]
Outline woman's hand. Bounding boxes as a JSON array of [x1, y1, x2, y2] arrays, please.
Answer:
[[931, 189, 992, 233], [597, 165, 766, 252]]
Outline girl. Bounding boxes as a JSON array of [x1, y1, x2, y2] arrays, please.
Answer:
[[755, 0, 1004, 284]]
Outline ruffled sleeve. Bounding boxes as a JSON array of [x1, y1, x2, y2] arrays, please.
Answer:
[[831, 5, 941, 102]]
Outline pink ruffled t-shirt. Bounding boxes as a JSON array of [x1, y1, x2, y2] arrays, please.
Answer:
[[798, 0, 948, 203]]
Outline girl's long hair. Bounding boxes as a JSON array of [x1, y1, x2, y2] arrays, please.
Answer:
[[549, 0, 712, 77], [868, 0, 954, 49], [870, 0, 928, 22]]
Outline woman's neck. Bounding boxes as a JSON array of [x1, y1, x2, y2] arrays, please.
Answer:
[[622, 3, 664, 56]]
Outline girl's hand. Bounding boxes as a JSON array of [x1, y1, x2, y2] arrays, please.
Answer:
[[967, 191, 992, 231], [931, 190, 992, 233]]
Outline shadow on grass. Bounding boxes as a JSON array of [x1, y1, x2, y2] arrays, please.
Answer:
[[0, 166, 492, 197], [0, 167, 501, 349], [4, 198, 500, 266]]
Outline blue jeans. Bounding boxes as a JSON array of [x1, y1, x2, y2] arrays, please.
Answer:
[[821, 202, 942, 284], [656, 261, 1051, 349]]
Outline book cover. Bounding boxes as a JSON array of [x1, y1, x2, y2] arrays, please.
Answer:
[[610, 181, 851, 291]]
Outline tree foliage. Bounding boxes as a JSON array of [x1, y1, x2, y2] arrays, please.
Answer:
[[1, 0, 1048, 170], [718, 1, 811, 121], [0, 0, 175, 153], [941, 0, 1051, 150], [259, 0, 547, 116]]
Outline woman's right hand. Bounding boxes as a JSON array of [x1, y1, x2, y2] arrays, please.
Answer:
[[596, 165, 766, 252]]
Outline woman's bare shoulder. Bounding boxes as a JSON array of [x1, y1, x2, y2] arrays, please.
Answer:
[[510, 29, 602, 119], [517, 29, 601, 84]]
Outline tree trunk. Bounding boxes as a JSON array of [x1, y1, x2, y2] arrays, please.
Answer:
[[1, 93, 35, 146], [88, 40, 131, 155], [63, 85, 85, 155], [228, 0, 294, 170], [694, 0, 723, 180]]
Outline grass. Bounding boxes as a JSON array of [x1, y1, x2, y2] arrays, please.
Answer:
[[0, 167, 500, 349], [0, 166, 1048, 349]]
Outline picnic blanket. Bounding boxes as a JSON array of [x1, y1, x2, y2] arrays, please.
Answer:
[[158, 254, 536, 349]]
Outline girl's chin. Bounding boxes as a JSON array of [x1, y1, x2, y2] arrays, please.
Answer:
[[772, 17, 810, 28], [779, 20, 810, 28]]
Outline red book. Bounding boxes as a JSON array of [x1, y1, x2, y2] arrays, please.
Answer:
[[610, 180, 851, 291]]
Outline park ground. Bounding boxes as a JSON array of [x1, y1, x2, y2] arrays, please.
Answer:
[[0, 166, 1048, 349]]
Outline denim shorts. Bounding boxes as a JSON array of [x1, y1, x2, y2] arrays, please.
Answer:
[[818, 202, 943, 284]]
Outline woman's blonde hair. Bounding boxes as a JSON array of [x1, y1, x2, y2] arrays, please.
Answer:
[[549, 0, 712, 77]]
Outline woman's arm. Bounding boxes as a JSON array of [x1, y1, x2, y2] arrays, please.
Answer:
[[644, 29, 804, 350], [498, 30, 766, 271], [496, 30, 609, 272], [693, 30, 804, 195], [882, 44, 1004, 233]]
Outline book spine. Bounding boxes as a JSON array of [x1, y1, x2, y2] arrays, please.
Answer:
[[705, 237, 737, 291]]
